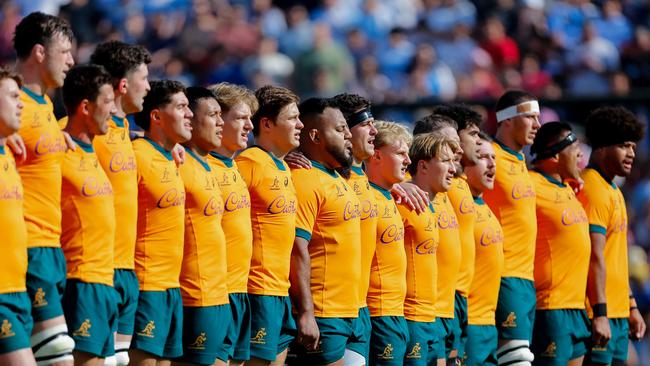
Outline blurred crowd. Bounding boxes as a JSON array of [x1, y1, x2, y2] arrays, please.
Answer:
[[2, 0, 650, 104]]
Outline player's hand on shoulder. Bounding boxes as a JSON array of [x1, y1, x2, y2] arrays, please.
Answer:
[[62, 131, 76, 151], [285, 150, 311, 169], [5, 133, 27, 163], [392, 182, 429, 214], [172, 144, 185, 166]]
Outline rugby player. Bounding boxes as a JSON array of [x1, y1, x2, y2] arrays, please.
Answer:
[[529, 122, 591, 366], [577, 106, 646, 366], [60, 64, 118, 366], [175, 87, 229, 366], [364, 121, 411, 365], [289, 97, 361, 365], [400, 133, 458, 366], [464, 135, 504, 366], [89, 40, 151, 366], [0, 67, 36, 366], [130, 80, 192, 365], [483, 91, 540, 366], [236, 85, 302, 366], [207, 83, 256, 365], [12, 12, 75, 366]]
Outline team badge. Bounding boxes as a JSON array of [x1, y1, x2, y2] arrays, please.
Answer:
[[250, 328, 267, 345], [0, 319, 16, 339], [188, 332, 207, 350], [406, 343, 421, 359], [137, 321, 156, 338], [73, 319, 92, 337]]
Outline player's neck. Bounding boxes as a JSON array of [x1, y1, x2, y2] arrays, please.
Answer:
[[533, 163, 562, 182], [366, 169, 394, 191], [412, 173, 436, 198], [65, 116, 94, 145], [145, 128, 176, 152], [15, 62, 48, 96], [212, 145, 236, 159], [185, 142, 209, 159], [256, 135, 288, 159], [495, 129, 523, 153], [588, 157, 614, 182], [469, 185, 483, 198], [113, 94, 129, 119]]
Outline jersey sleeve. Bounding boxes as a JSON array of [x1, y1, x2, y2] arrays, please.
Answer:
[[578, 186, 610, 235], [294, 171, 321, 241], [235, 155, 258, 189]]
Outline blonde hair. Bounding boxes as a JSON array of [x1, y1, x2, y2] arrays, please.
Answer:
[[208, 82, 259, 114], [408, 133, 459, 176], [374, 120, 412, 150]]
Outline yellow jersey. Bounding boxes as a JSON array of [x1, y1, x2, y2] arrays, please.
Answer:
[[133, 138, 185, 291], [398, 202, 438, 322], [93, 116, 138, 270], [482, 141, 537, 280], [432, 192, 461, 318], [178, 150, 228, 307], [293, 161, 361, 317], [578, 167, 630, 318], [531, 171, 590, 310], [236, 146, 297, 296], [447, 175, 476, 297], [348, 166, 378, 308], [468, 197, 504, 325], [0, 147, 28, 293], [206, 152, 253, 294], [60, 139, 115, 286], [18, 88, 66, 248], [366, 182, 406, 317]]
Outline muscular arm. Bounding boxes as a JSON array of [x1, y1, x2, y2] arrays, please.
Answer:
[[289, 236, 319, 349], [587, 232, 607, 306]]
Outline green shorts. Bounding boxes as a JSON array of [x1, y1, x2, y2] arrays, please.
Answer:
[[291, 317, 358, 365], [62, 280, 118, 357], [465, 324, 498, 366], [223, 292, 251, 361], [177, 304, 231, 366], [369, 316, 409, 366], [346, 307, 371, 361], [532, 309, 590, 366], [248, 294, 296, 361], [496, 277, 536, 341], [404, 320, 439, 366], [113, 269, 139, 336], [454, 292, 468, 359], [0, 292, 33, 354], [131, 288, 183, 359], [586, 317, 629, 364], [26, 247, 67, 322], [435, 317, 456, 359]]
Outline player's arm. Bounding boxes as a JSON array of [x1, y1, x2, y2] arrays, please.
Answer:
[[392, 181, 428, 214], [5, 133, 26, 163], [289, 235, 319, 350], [587, 230, 612, 346]]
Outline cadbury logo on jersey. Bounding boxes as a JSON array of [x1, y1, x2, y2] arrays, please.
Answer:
[[360, 200, 378, 220], [560, 207, 588, 226], [109, 152, 136, 173], [34, 133, 66, 156], [0, 182, 22, 200], [480, 226, 503, 246], [511, 182, 535, 200], [380, 224, 404, 244], [81, 177, 113, 197], [157, 188, 185, 208], [203, 196, 224, 216], [343, 201, 361, 221], [438, 211, 459, 230], [267, 195, 296, 214], [224, 192, 250, 212], [415, 238, 438, 255], [459, 196, 475, 214]]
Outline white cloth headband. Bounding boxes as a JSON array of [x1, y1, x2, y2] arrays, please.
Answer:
[[496, 100, 540, 123]]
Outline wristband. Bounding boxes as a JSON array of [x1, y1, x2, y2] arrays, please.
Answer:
[[593, 303, 607, 317], [631, 306, 638, 310]]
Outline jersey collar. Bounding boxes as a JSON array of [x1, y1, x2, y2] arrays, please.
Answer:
[[142, 136, 173, 161], [494, 138, 524, 161], [350, 165, 365, 176], [21, 86, 47, 105], [533, 169, 565, 188], [369, 181, 392, 200], [209, 151, 234, 168], [0, 145, 5, 155], [71, 137, 94, 153], [186, 148, 211, 171], [587, 164, 617, 189], [473, 196, 486, 205], [111, 115, 125, 128], [251, 145, 286, 171], [311, 160, 338, 178]]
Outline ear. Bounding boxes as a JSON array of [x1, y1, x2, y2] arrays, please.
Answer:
[[261, 117, 272, 132], [372, 148, 381, 161], [150, 109, 161, 125], [33, 44, 46, 63], [117, 78, 128, 95], [418, 159, 427, 173], [76, 99, 90, 117], [309, 128, 319, 143]]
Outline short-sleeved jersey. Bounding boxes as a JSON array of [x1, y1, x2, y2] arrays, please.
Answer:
[[366, 183, 406, 317], [348, 166, 378, 308], [60, 139, 115, 286], [293, 161, 361, 318], [398, 202, 438, 322], [578, 167, 630, 318], [18, 88, 66, 248], [531, 171, 590, 310], [179, 150, 228, 307], [468, 197, 504, 325], [133, 138, 185, 291], [93, 116, 138, 270], [448, 176, 476, 297], [432, 192, 461, 318], [236, 146, 297, 296], [482, 141, 537, 280], [207, 152, 253, 294], [0, 146, 28, 293]]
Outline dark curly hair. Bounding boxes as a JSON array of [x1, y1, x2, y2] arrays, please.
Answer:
[[90, 41, 151, 87], [134, 80, 186, 131], [413, 114, 458, 136], [430, 104, 482, 131], [13, 12, 73, 60], [331, 93, 371, 119], [252, 85, 299, 136], [62, 64, 113, 116], [585, 106, 644, 149]]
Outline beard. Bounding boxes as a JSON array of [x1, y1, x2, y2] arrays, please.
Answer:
[[326, 142, 353, 170]]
